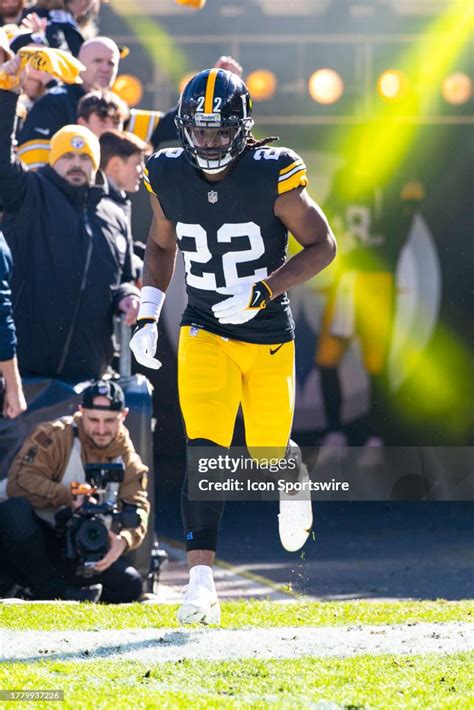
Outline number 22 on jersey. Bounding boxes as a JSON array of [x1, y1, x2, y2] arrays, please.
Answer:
[[176, 222, 268, 290]]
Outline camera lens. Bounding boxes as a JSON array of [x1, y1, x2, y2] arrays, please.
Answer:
[[76, 519, 108, 552]]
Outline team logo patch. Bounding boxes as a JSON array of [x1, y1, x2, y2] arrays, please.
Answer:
[[71, 136, 85, 149], [208, 190, 218, 204], [190, 326, 200, 337]]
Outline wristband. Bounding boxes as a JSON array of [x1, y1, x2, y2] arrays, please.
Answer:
[[247, 280, 273, 310], [134, 318, 156, 331], [137, 286, 166, 322]]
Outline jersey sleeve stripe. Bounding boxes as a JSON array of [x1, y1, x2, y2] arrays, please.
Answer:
[[277, 169, 308, 195], [143, 177, 156, 195], [279, 159, 304, 176], [204, 68, 219, 113], [17, 139, 51, 168], [278, 164, 307, 182]]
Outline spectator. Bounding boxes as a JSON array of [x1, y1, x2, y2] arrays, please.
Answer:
[[0, 232, 26, 419], [18, 35, 121, 166], [77, 89, 129, 136], [18, 44, 243, 168], [7, 31, 57, 121], [1, 380, 149, 602], [0, 0, 25, 26], [0, 57, 140, 381], [99, 129, 148, 219], [18, 1, 95, 57], [100, 129, 150, 285]]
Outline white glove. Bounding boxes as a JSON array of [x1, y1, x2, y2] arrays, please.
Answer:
[[130, 321, 161, 370], [212, 280, 272, 325]]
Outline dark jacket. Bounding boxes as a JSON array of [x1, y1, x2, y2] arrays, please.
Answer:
[[0, 232, 16, 362], [106, 180, 132, 234], [0, 89, 138, 382]]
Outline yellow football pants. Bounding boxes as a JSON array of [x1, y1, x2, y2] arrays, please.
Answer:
[[178, 326, 295, 453]]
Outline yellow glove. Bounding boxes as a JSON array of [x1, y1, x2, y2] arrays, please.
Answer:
[[0, 54, 24, 91], [18, 47, 86, 84], [176, 0, 206, 8], [0, 71, 21, 90]]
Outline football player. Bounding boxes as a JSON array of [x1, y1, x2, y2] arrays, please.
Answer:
[[130, 69, 336, 624], [316, 165, 422, 468]]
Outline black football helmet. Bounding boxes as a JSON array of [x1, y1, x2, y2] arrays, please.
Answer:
[[175, 68, 254, 174]]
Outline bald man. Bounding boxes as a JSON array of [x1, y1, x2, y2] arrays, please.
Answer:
[[17, 37, 121, 168], [79, 37, 121, 92], [16, 41, 244, 169]]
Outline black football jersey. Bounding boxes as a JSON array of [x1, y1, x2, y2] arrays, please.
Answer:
[[144, 145, 308, 344]]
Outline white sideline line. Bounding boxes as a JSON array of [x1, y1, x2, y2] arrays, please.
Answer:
[[1, 623, 472, 663]]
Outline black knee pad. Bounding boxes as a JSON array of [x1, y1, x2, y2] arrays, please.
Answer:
[[182, 438, 225, 553]]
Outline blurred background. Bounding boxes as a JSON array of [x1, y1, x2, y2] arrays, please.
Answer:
[[102, 0, 472, 459]]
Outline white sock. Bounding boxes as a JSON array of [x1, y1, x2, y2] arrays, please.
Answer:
[[189, 565, 215, 590]]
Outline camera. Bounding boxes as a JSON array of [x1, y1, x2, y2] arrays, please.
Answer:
[[55, 463, 140, 576]]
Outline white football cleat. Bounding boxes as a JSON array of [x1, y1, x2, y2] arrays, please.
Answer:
[[278, 441, 313, 552], [177, 565, 221, 625]]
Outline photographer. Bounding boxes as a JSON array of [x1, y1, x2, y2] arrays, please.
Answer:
[[0, 380, 150, 602]]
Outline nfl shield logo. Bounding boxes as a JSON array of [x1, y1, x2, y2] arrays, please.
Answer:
[[208, 190, 218, 204]]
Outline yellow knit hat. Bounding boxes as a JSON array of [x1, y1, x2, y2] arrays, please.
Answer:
[[49, 125, 101, 171]]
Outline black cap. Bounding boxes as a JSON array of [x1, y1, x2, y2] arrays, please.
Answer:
[[81, 380, 125, 411]]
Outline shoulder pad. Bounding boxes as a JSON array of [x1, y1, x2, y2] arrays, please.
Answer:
[[250, 146, 308, 195], [144, 148, 184, 196]]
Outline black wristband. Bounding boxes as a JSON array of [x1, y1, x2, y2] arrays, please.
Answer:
[[248, 280, 273, 310], [133, 318, 156, 334]]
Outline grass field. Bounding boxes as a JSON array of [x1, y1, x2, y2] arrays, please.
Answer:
[[1, 600, 473, 709], [2, 598, 473, 631]]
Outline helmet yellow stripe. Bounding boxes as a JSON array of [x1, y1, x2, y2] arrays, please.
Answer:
[[204, 68, 219, 113]]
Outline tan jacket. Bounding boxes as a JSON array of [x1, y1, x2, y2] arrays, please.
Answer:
[[7, 412, 150, 551]]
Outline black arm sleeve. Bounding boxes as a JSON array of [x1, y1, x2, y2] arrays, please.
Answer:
[[0, 90, 27, 212]]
